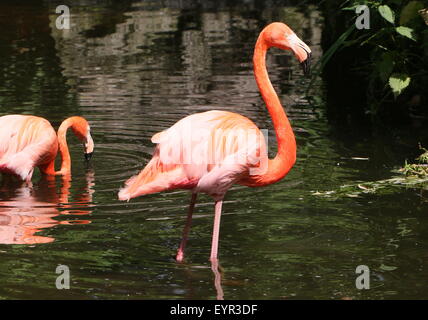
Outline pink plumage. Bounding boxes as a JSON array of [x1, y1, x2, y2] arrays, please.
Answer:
[[0, 115, 57, 181], [0, 115, 94, 181], [118, 110, 266, 201], [118, 22, 312, 262]]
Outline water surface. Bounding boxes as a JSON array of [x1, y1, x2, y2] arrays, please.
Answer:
[[0, 1, 427, 300]]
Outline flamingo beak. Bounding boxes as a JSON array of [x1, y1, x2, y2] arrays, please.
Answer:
[[287, 33, 312, 76], [84, 132, 94, 161], [84, 152, 93, 161], [300, 51, 311, 76]]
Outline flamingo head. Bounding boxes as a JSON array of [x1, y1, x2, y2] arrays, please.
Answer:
[[69, 116, 94, 160], [262, 22, 312, 75]]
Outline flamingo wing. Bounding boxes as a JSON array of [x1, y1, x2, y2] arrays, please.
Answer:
[[0, 115, 58, 180], [118, 110, 268, 200]]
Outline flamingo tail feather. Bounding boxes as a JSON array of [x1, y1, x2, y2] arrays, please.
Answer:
[[118, 151, 190, 201]]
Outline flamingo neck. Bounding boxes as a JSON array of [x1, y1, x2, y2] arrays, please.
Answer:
[[56, 118, 73, 175], [252, 35, 296, 185]]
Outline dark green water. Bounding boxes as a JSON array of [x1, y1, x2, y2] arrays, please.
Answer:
[[0, 1, 427, 300]]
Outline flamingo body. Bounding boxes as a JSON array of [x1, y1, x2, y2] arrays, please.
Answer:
[[119, 110, 267, 201], [0, 115, 57, 181], [0, 115, 94, 181]]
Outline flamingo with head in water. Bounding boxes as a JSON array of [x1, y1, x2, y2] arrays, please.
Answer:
[[0, 115, 94, 182], [118, 22, 311, 262]]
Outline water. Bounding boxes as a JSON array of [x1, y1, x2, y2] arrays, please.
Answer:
[[0, 1, 427, 300]]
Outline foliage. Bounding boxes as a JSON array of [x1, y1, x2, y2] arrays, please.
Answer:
[[399, 144, 428, 177], [318, 0, 428, 115]]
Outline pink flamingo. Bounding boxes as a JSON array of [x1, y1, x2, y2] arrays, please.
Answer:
[[0, 115, 94, 182], [118, 22, 311, 262]]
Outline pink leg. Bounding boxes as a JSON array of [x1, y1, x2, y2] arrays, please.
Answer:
[[176, 193, 197, 262], [210, 200, 223, 261], [25, 168, 34, 186]]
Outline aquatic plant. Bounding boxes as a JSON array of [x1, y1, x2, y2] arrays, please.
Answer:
[[399, 144, 428, 177], [312, 145, 428, 199]]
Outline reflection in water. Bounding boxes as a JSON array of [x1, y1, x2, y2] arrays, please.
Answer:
[[0, 172, 94, 244], [211, 259, 224, 300]]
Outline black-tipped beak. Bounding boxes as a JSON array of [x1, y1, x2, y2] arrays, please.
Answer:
[[300, 51, 312, 76], [84, 152, 93, 161]]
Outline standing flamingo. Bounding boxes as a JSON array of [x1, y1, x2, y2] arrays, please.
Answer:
[[118, 22, 311, 262], [0, 115, 94, 182]]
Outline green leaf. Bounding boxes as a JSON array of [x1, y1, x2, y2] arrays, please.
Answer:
[[400, 1, 424, 25], [380, 264, 398, 271], [389, 74, 411, 98], [378, 5, 395, 24], [341, 5, 360, 11], [396, 26, 417, 41]]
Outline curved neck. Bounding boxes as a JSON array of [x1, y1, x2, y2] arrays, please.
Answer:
[[252, 34, 296, 185], [57, 118, 73, 175]]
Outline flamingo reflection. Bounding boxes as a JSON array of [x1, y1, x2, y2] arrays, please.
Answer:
[[0, 171, 94, 244], [211, 259, 224, 300]]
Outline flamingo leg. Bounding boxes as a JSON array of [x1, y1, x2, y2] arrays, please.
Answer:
[[210, 200, 223, 261], [176, 193, 197, 262], [25, 168, 34, 185]]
